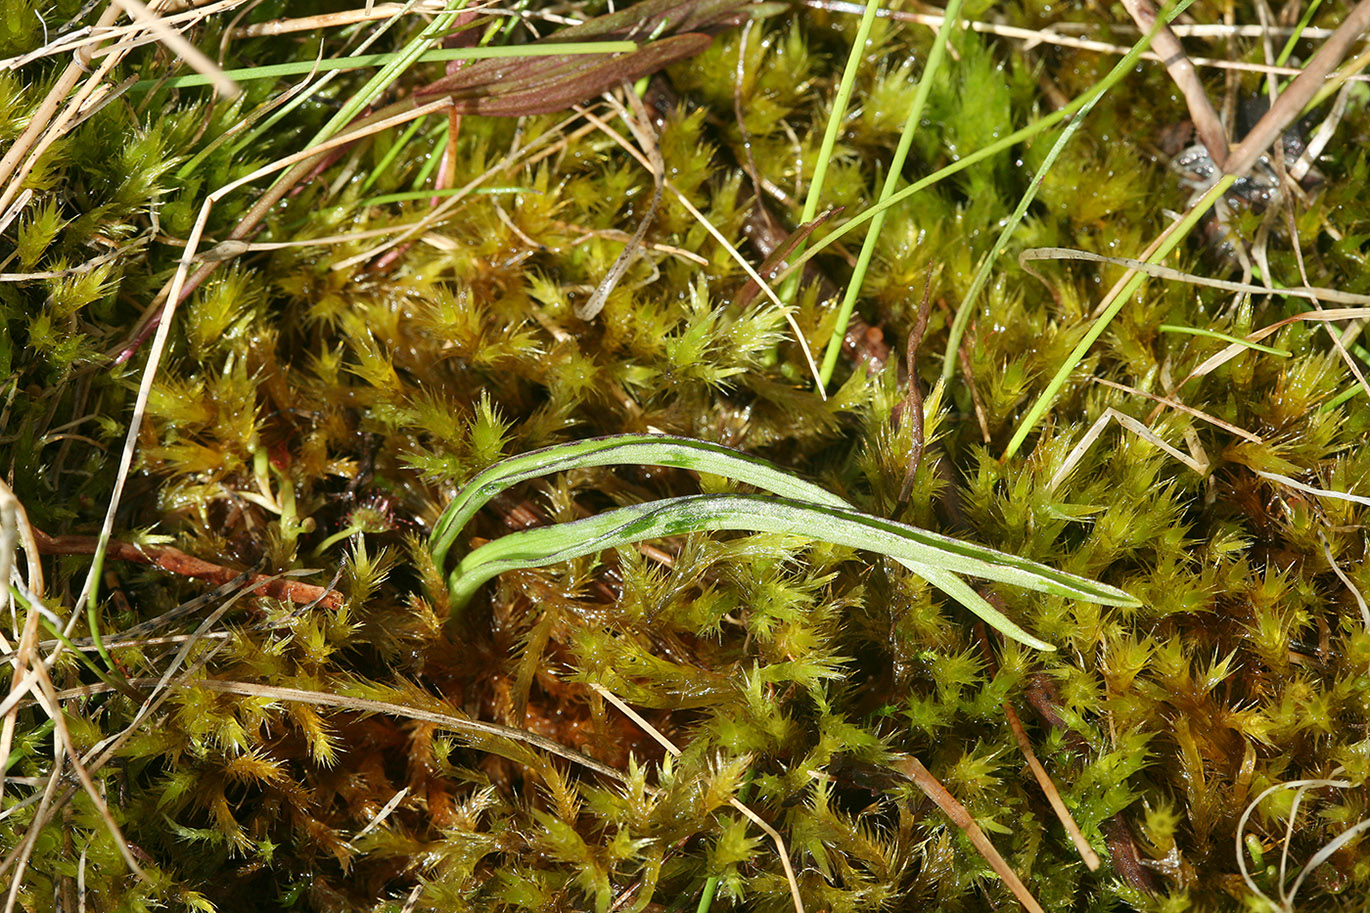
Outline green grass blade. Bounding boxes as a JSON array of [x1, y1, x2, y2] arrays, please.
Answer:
[[1002, 173, 1234, 460], [777, 0, 883, 307], [818, 0, 964, 388], [939, 26, 1108, 385], [309, 1, 471, 148], [448, 493, 1139, 648], [1159, 324, 1292, 356], [776, 0, 1198, 291]]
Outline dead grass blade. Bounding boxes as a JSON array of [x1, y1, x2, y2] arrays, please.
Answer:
[[1162, 307, 1370, 401], [1019, 248, 1370, 307], [576, 86, 666, 320], [1048, 407, 1209, 494], [187, 679, 628, 783], [1092, 377, 1261, 443], [1223, 0, 1370, 179], [35, 529, 341, 609], [112, 0, 239, 98], [1120, 0, 1227, 166]]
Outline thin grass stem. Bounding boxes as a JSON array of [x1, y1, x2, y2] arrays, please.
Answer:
[[778, 0, 883, 306], [129, 42, 640, 91], [1002, 173, 1234, 460], [817, 0, 964, 388], [778, 0, 1197, 294]]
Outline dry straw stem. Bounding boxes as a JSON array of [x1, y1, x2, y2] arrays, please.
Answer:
[[0, 535, 152, 907], [1320, 539, 1370, 630], [1019, 248, 1370, 307], [590, 683, 807, 913], [1091, 376, 1261, 443], [1155, 307, 1370, 413], [227, 1, 453, 38], [890, 755, 1046, 913], [0, 0, 253, 69], [120, 0, 742, 347], [575, 86, 665, 321], [0, 480, 42, 814], [322, 109, 586, 272], [112, 0, 240, 98], [0, 1, 130, 216], [1224, 0, 1370, 178], [1259, 470, 1370, 511], [999, 698, 1101, 870], [177, 679, 630, 783], [0, 576, 284, 889], [1047, 406, 1210, 495], [1120, 0, 1227, 165], [805, 0, 1368, 79], [570, 100, 827, 390], [1007, 0, 1370, 459], [1235, 776, 1370, 911]]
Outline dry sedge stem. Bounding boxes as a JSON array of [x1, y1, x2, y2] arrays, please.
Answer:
[[805, 0, 1360, 77], [228, 1, 454, 38], [1000, 700, 1101, 871], [1119, 0, 1227, 166], [571, 102, 828, 392], [112, 0, 240, 98]]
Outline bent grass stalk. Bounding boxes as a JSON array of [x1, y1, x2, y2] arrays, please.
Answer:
[[431, 435, 1139, 650]]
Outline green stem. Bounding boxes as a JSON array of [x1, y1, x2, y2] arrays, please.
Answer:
[[817, 0, 964, 388], [777, 0, 883, 306]]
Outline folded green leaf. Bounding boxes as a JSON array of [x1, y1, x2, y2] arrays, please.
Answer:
[[448, 493, 1142, 650], [432, 434, 1141, 650], [430, 434, 850, 571]]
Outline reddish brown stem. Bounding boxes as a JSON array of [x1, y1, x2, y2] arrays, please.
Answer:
[[33, 529, 342, 609]]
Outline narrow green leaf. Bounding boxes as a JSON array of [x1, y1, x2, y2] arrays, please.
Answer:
[[430, 434, 850, 571], [433, 435, 1140, 649], [449, 493, 1140, 649]]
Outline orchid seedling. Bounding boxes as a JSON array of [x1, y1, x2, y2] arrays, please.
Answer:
[[431, 434, 1141, 650]]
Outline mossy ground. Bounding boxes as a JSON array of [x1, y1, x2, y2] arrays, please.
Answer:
[[2, 0, 1369, 910]]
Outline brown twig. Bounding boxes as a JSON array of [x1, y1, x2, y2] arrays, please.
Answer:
[[32, 529, 342, 609], [890, 754, 1047, 913], [1022, 674, 1162, 892], [896, 282, 935, 506], [971, 620, 1101, 870], [1120, 0, 1228, 167]]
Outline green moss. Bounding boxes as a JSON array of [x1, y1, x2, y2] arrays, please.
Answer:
[[6, 0, 1370, 909]]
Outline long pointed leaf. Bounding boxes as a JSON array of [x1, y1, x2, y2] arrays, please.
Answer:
[[430, 434, 850, 570], [448, 493, 1140, 649], [432, 434, 1140, 649]]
